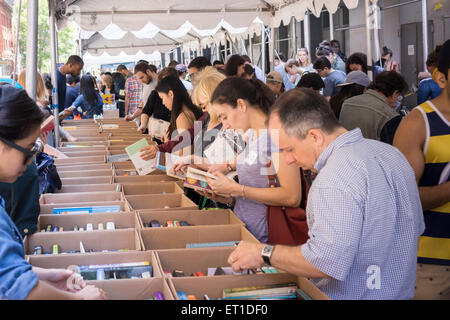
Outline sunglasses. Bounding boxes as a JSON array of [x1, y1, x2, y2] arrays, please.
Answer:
[[0, 137, 39, 165]]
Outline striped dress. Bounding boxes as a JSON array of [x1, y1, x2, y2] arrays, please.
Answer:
[[416, 101, 450, 266]]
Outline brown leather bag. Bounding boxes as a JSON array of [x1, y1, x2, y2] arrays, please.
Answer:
[[266, 161, 310, 246]]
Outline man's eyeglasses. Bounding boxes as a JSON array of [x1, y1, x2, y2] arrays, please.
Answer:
[[0, 137, 39, 165]]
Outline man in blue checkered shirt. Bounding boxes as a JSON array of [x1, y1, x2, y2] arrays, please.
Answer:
[[227, 88, 425, 300]]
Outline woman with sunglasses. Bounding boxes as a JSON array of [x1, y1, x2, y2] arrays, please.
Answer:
[[0, 84, 107, 300]]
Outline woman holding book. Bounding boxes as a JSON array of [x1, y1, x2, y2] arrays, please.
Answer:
[[198, 77, 302, 243], [0, 84, 107, 300]]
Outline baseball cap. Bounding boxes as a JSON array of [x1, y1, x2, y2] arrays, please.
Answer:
[[266, 71, 283, 84], [337, 71, 370, 87]]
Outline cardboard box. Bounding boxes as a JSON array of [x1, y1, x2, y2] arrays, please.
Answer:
[[57, 184, 120, 194], [39, 200, 129, 214], [37, 212, 138, 232], [137, 209, 244, 228], [60, 141, 108, 147], [58, 146, 107, 153], [125, 194, 197, 211], [24, 228, 142, 255], [28, 250, 161, 277], [58, 169, 114, 179], [139, 225, 259, 250], [168, 273, 329, 300], [112, 162, 136, 170], [56, 163, 112, 172], [54, 155, 106, 166], [114, 169, 165, 177], [60, 176, 112, 185], [103, 109, 120, 119], [122, 182, 184, 196], [39, 191, 123, 205], [70, 136, 108, 142], [58, 151, 108, 158], [155, 247, 236, 276], [113, 175, 179, 184]]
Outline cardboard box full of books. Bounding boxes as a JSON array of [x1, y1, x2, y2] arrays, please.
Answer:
[[122, 182, 184, 196], [39, 191, 123, 205], [125, 194, 197, 211]]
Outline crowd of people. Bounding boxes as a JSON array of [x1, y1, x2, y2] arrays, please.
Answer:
[[0, 37, 449, 300]]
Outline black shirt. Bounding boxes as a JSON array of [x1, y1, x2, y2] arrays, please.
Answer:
[[142, 90, 171, 122]]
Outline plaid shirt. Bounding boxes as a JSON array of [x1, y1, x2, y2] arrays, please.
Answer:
[[125, 75, 142, 114]]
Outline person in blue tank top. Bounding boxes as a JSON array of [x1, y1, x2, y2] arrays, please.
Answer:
[[394, 39, 450, 300], [0, 84, 107, 300]]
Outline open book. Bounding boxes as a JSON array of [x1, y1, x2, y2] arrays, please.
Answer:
[[156, 152, 186, 180], [184, 167, 217, 192], [149, 118, 170, 140], [40, 115, 55, 136], [125, 138, 157, 175]]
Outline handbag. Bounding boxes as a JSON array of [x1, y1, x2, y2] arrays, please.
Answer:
[[36, 152, 62, 194], [266, 160, 310, 246]]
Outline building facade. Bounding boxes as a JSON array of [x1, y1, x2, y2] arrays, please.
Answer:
[[0, 0, 14, 76]]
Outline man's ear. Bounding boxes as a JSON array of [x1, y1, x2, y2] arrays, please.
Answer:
[[434, 70, 448, 89]]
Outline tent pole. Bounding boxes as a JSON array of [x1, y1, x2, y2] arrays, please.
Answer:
[[422, 0, 428, 71], [261, 22, 266, 76], [25, 0, 38, 99], [249, 34, 253, 63], [365, 0, 373, 80], [291, 16, 297, 58], [304, 10, 311, 54], [329, 11, 334, 41], [48, 0, 60, 146], [372, 0, 381, 67], [12, 0, 22, 87], [269, 27, 275, 72]]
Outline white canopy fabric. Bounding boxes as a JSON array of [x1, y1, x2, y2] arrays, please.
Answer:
[[60, 0, 360, 56]]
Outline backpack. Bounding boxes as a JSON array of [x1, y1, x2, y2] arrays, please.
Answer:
[[36, 152, 62, 194]]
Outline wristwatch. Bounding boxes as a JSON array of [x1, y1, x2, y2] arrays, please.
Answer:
[[261, 245, 275, 265]]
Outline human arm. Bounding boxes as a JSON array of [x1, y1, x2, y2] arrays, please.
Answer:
[[393, 110, 450, 210], [125, 107, 143, 121], [32, 267, 85, 292], [207, 151, 301, 207], [26, 281, 107, 300], [227, 242, 329, 278], [139, 113, 150, 132]]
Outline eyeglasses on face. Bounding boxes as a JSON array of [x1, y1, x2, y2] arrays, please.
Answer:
[[0, 136, 39, 165]]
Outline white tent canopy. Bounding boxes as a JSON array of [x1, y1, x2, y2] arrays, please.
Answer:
[[57, 0, 360, 57]]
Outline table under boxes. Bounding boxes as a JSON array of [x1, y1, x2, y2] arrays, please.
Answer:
[[25, 119, 329, 300]]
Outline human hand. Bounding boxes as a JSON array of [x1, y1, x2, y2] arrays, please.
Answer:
[[228, 241, 265, 273], [196, 189, 233, 205], [206, 171, 240, 196], [125, 115, 133, 121], [208, 163, 228, 175], [39, 131, 50, 145], [40, 269, 86, 293], [74, 285, 108, 300], [139, 145, 158, 161]]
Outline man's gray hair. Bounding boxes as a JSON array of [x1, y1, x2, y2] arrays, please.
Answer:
[[271, 88, 341, 139]]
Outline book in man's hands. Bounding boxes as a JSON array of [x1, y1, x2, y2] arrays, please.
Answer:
[[40, 115, 55, 136], [125, 138, 157, 175]]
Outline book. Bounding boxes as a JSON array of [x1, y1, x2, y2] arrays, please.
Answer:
[[40, 115, 55, 136], [125, 138, 157, 175], [222, 283, 299, 300], [158, 152, 186, 180], [186, 241, 240, 248], [53, 205, 121, 215], [107, 153, 130, 162], [204, 130, 244, 164], [74, 262, 152, 280], [149, 118, 170, 139], [184, 167, 217, 192]]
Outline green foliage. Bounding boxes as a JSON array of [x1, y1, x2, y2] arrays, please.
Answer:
[[14, 0, 78, 73]]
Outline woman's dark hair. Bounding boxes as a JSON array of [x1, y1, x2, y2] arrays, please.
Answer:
[[242, 64, 256, 78], [329, 84, 366, 118], [211, 77, 276, 116], [368, 71, 408, 97], [155, 76, 203, 137], [346, 52, 368, 74], [0, 84, 45, 141], [315, 45, 334, 58], [382, 46, 393, 57], [157, 67, 178, 82], [296, 73, 325, 90], [224, 55, 246, 77], [80, 75, 100, 107]]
